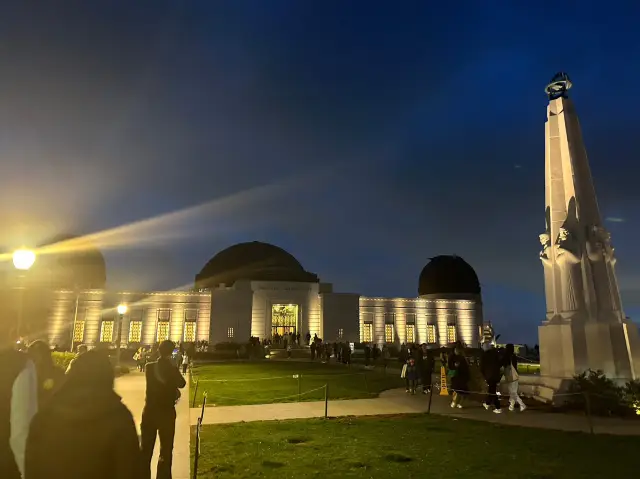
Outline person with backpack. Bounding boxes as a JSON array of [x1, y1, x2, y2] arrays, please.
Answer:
[[480, 343, 503, 413], [140, 340, 186, 479]]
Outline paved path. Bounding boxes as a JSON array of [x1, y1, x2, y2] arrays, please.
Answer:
[[115, 372, 190, 479], [190, 387, 640, 436]]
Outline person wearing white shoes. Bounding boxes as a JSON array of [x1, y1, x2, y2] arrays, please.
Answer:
[[503, 344, 527, 412]]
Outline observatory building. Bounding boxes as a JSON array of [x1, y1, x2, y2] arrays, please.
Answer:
[[4, 238, 484, 349]]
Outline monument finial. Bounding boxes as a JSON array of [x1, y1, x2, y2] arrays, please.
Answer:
[[545, 72, 572, 100]]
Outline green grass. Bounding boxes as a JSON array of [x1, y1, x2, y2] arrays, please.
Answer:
[[190, 361, 405, 406], [192, 414, 640, 478]]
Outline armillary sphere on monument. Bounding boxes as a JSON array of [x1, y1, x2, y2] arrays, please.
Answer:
[[545, 72, 572, 100]]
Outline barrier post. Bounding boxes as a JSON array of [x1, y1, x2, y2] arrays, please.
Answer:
[[192, 379, 199, 408], [427, 378, 434, 414], [324, 384, 329, 419], [584, 392, 594, 435], [363, 372, 370, 394], [298, 374, 301, 402], [192, 394, 207, 479]]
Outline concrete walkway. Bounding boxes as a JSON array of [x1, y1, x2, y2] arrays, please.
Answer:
[[190, 387, 640, 436], [115, 372, 190, 479]]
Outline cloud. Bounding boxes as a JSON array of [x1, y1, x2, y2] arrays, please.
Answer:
[[606, 217, 626, 223]]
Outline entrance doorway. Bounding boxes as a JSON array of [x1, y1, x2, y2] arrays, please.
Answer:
[[271, 304, 298, 338]]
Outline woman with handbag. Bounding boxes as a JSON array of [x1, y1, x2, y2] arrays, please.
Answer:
[[503, 344, 527, 412]]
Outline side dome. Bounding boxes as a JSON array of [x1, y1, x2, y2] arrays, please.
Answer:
[[418, 255, 480, 297], [196, 241, 318, 288], [37, 234, 107, 289]]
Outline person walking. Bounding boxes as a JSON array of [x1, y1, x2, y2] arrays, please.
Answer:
[[1, 348, 38, 479], [181, 353, 189, 375], [503, 344, 527, 412], [421, 345, 435, 394], [480, 343, 503, 413], [447, 343, 470, 409], [24, 350, 139, 479], [140, 340, 186, 479]]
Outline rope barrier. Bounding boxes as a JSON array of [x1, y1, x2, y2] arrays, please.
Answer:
[[204, 385, 328, 403], [194, 371, 374, 383]]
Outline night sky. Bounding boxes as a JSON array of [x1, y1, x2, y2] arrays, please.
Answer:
[[2, 1, 639, 343]]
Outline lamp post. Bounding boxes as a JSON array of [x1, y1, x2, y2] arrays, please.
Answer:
[[116, 304, 127, 368], [12, 249, 36, 340]]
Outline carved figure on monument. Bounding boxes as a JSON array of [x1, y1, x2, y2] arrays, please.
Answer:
[[555, 227, 584, 314]]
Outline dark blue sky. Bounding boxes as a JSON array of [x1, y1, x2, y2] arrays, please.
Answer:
[[2, 1, 640, 342]]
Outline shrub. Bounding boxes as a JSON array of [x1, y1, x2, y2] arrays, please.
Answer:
[[622, 379, 640, 416], [214, 342, 241, 351], [565, 369, 629, 417], [51, 352, 75, 371]]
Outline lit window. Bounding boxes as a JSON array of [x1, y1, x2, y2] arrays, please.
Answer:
[[427, 325, 436, 344], [100, 320, 114, 342], [447, 325, 457, 343], [73, 320, 85, 343], [385, 324, 394, 343], [406, 325, 415, 343], [157, 321, 170, 342], [227, 327, 234, 339], [129, 321, 142, 343], [338, 328, 344, 339], [363, 323, 373, 342], [184, 322, 196, 342]]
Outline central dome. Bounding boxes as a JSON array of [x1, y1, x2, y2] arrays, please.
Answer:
[[418, 255, 480, 297], [195, 241, 318, 288]]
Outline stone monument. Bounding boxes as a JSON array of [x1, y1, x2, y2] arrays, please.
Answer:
[[538, 72, 640, 382]]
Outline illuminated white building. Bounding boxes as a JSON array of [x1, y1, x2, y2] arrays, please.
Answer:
[[9, 239, 483, 349]]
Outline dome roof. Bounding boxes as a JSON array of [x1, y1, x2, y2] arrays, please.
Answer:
[[37, 234, 107, 289], [196, 241, 318, 288], [418, 255, 480, 296]]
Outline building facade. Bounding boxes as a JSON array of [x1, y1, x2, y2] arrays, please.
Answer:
[[4, 239, 484, 349]]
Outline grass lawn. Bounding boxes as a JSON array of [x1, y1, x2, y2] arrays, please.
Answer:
[[190, 361, 405, 406], [193, 414, 640, 478]]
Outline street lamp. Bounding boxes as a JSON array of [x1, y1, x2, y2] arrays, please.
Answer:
[[115, 304, 128, 368], [12, 249, 36, 270], [12, 249, 36, 339]]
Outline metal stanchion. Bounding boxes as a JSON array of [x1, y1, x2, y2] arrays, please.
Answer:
[[324, 384, 329, 419], [584, 391, 594, 434], [192, 379, 199, 408], [362, 372, 370, 394], [298, 374, 301, 402], [192, 394, 207, 479], [427, 379, 434, 414]]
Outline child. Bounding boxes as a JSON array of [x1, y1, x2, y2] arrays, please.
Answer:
[[405, 357, 418, 394]]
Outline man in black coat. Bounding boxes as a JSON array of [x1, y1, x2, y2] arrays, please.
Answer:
[[141, 340, 186, 479], [480, 343, 503, 413]]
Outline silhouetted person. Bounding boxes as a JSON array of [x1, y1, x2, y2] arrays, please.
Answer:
[[421, 346, 435, 394], [480, 343, 503, 413], [27, 340, 65, 408], [25, 350, 138, 479], [1, 349, 38, 479], [141, 340, 186, 479]]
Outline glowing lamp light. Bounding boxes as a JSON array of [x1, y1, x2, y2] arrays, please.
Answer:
[[12, 249, 36, 270], [117, 304, 128, 315]]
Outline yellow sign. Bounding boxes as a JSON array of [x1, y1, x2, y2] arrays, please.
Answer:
[[440, 366, 449, 396]]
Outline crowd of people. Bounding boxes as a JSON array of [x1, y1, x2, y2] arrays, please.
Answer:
[[2, 339, 186, 479]]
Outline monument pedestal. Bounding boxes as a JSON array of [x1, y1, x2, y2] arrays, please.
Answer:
[[539, 319, 640, 383]]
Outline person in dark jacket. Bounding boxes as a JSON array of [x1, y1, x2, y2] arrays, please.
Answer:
[[404, 357, 418, 394], [27, 340, 65, 408], [447, 344, 470, 408], [141, 340, 186, 479], [480, 343, 503, 413], [420, 345, 435, 394], [24, 350, 139, 479]]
